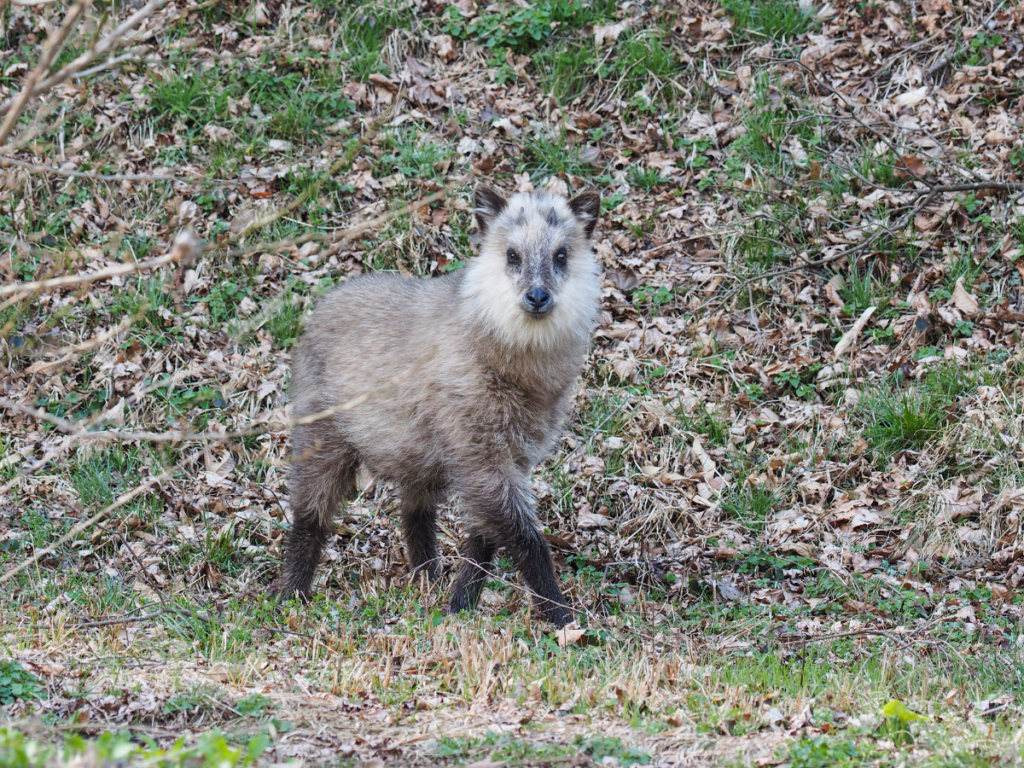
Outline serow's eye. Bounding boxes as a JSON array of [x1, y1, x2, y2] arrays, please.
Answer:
[[554, 250, 567, 264], [507, 248, 520, 265]]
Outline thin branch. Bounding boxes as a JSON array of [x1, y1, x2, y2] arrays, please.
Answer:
[[227, 110, 394, 245], [0, 472, 169, 584], [0, 156, 177, 182], [915, 181, 1024, 207], [0, 1, 89, 146], [778, 628, 900, 644], [40, 314, 137, 358], [0, 0, 171, 119], [696, 178, 1024, 314], [69, 607, 171, 629], [339, 184, 459, 244], [72, 50, 144, 81], [0, 228, 199, 298], [0, 348, 434, 443]]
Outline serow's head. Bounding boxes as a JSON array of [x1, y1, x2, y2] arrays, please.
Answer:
[[464, 185, 602, 348]]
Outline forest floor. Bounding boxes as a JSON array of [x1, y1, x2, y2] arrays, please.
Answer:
[[1, 0, 1023, 765]]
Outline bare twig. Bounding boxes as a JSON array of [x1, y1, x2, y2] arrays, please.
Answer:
[[340, 183, 462, 244], [778, 628, 901, 645], [72, 51, 145, 81], [915, 181, 1024, 207], [0, 1, 89, 146], [696, 176, 1024, 315], [228, 110, 394, 244], [40, 314, 137, 358], [0, 228, 199, 299], [69, 607, 171, 629], [0, 348, 434, 443], [0, 0, 171, 119], [97, 522, 169, 603], [0, 472, 169, 585], [1, 156, 178, 183]]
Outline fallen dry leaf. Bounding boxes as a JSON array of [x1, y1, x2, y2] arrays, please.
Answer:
[[594, 21, 629, 47], [952, 276, 979, 316]]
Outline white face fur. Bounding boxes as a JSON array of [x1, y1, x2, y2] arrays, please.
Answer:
[[461, 187, 602, 351]]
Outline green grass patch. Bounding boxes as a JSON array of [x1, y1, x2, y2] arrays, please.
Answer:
[[855, 363, 981, 464], [833, 260, 893, 317], [518, 128, 605, 187], [444, 0, 617, 54], [69, 445, 145, 507], [532, 40, 596, 104], [723, 0, 819, 43], [729, 75, 822, 185]]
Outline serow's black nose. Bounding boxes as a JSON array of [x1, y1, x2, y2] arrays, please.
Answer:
[[525, 287, 552, 313]]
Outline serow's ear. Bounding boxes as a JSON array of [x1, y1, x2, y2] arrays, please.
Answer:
[[474, 185, 507, 235], [568, 190, 600, 239]]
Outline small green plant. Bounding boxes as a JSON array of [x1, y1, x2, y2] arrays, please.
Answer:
[[774, 365, 820, 400], [149, 71, 221, 125], [206, 281, 248, 325], [965, 32, 1003, 66], [731, 76, 821, 184], [0, 662, 42, 705], [69, 447, 144, 508], [533, 41, 596, 103], [737, 548, 814, 582], [961, 191, 983, 214], [784, 734, 873, 768], [721, 484, 780, 528], [235, 693, 272, 717], [486, 53, 520, 86], [880, 700, 928, 745], [633, 284, 673, 314], [575, 735, 651, 766], [339, 6, 414, 79], [519, 129, 601, 186], [264, 295, 307, 350], [629, 165, 666, 191], [834, 260, 892, 316], [444, 1, 615, 54], [0, 728, 51, 768], [676, 400, 729, 446], [858, 383, 945, 458], [436, 735, 478, 758], [378, 130, 449, 179], [163, 691, 207, 716], [954, 320, 975, 338], [737, 217, 798, 270], [609, 30, 678, 107], [943, 252, 984, 294], [723, 0, 819, 42]]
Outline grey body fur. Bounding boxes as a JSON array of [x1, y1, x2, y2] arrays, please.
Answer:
[[278, 186, 602, 626]]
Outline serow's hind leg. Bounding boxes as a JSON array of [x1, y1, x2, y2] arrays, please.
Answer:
[[400, 488, 443, 582], [450, 472, 572, 627], [278, 424, 356, 602]]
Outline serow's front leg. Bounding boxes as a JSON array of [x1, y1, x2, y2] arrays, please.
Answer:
[[453, 473, 573, 627], [400, 488, 443, 582]]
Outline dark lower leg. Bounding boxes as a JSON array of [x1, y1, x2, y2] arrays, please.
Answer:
[[446, 535, 496, 614], [507, 527, 572, 627], [279, 514, 330, 601], [400, 491, 441, 581], [278, 428, 355, 602]]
